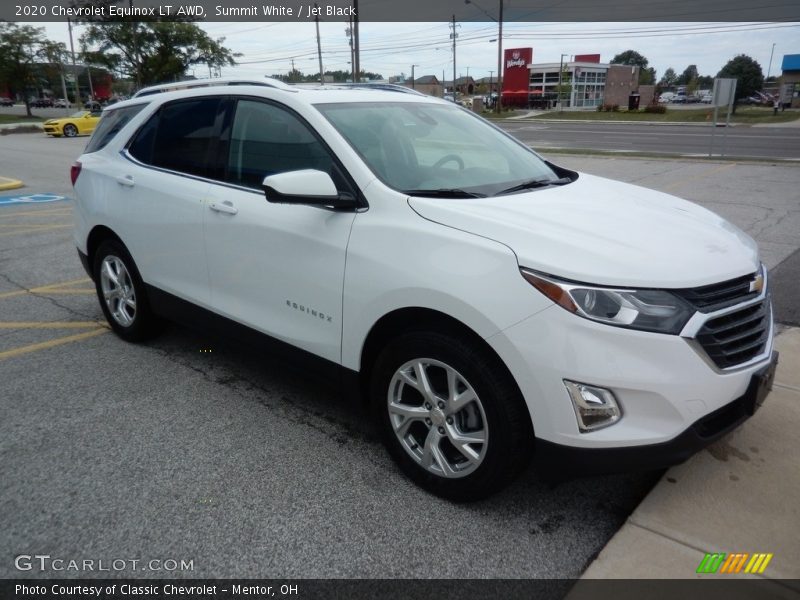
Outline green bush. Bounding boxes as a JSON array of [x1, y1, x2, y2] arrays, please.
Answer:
[[643, 104, 667, 114]]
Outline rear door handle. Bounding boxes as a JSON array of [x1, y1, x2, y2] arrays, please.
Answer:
[[115, 175, 134, 187], [209, 200, 238, 215]]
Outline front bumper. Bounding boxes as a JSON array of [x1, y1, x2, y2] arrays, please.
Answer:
[[534, 352, 777, 477], [487, 289, 775, 452]]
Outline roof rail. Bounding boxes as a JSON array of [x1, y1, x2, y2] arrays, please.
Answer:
[[132, 76, 293, 98], [333, 83, 426, 96]]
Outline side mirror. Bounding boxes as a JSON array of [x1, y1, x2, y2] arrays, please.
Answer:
[[262, 169, 357, 209]]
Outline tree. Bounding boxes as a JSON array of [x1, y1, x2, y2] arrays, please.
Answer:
[[659, 67, 677, 89], [717, 54, 764, 111], [677, 64, 699, 86], [611, 50, 654, 85], [80, 21, 239, 87], [0, 23, 49, 116]]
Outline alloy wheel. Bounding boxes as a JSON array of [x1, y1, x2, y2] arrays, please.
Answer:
[[100, 255, 136, 327], [387, 358, 488, 478]]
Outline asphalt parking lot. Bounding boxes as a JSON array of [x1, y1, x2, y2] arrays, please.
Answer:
[[1, 133, 798, 579]]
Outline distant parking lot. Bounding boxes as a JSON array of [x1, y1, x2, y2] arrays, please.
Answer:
[[1, 132, 798, 578]]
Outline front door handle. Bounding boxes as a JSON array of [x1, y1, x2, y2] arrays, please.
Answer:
[[115, 175, 134, 187], [209, 200, 238, 215]]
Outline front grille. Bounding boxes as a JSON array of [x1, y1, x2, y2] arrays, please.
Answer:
[[696, 300, 770, 369], [674, 273, 757, 312]]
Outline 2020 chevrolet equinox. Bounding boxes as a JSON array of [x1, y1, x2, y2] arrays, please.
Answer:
[[72, 78, 777, 501]]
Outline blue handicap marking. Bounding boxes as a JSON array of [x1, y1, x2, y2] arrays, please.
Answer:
[[0, 193, 69, 206]]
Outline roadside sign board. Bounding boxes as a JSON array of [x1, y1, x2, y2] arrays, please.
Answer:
[[712, 78, 737, 107]]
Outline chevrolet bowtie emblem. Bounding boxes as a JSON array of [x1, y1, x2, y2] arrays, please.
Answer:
[[749, 273, 764, 294]]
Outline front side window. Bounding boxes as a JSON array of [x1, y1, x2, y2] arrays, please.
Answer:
[[316, 101, 559, 196], [226, 99, 336, 190], [128, 97, 222, 178]]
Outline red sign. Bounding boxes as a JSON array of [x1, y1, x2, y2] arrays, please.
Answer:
[[574, 54, 601, 63], [502, 48, 533, 105]]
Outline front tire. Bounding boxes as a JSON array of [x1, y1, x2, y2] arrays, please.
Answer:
[[371, 331, 534, 501], [93, 240, 161, 342], [63, 124, 78, 137]]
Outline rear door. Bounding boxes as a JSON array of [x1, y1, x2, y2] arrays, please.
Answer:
[[118, 96, 226, 305]]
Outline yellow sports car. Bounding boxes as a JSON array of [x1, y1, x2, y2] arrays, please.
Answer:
[[43, 110, 102, 138]]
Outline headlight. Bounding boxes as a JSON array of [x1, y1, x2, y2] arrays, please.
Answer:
[[520, 268, 695, 334]]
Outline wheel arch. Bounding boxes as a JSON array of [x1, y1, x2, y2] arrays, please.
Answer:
[[86, 225, 126, 278], [358, 307, 526, 416]]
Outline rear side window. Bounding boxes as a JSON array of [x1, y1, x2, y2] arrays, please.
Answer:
[[84, 104, 146, 153], [128, 97, 223, 178]]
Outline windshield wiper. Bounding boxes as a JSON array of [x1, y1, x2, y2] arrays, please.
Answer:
[[496, 177, 573, 196], [403, 188, 487, 198]]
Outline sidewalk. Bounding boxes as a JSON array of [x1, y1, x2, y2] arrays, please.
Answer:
[[578, 326, 800, 586]]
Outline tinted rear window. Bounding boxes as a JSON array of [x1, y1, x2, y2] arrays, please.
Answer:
[[84, 104, 147, 153], [128, 98, 223, 178]]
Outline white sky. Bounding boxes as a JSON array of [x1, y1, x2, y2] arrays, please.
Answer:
[[32, 21, 800, 82]]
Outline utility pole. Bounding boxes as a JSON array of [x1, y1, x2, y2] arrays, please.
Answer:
[[450, 15, 458, 99], [411, 64, 418, 89], [353, 0, 360, 82], [558, 53, 566, 111], [346, 16, 355, 82], [66, 18, 81, 105], [291, 58, 296, 82], [314, 3, 324, 84], [495, 0, 503, 113]]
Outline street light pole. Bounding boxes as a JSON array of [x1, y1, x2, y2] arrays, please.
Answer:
[[766, 42, 776, 81], [558, 53, 568, 111]]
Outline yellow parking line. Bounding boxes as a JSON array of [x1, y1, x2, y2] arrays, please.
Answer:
[[663, 163, 737, 192], [0, 222, 70, 228], [0, 321, 107, 329], [0, 224, 72, 238], [2, 208, 72, 217], [0, 327, 108, 361], [0, 277, 93, 300]]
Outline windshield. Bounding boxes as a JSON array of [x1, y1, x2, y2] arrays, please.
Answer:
[[316, 101, 562, 197], [70, 111, 88, 118]]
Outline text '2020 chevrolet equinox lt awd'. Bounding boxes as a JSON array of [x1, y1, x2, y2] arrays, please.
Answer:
[[72, 78, 777, 501]]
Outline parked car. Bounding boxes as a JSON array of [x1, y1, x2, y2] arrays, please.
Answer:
[[0, 97, 14, 107], [84, 100, 103, 111], [54, 98, 71, 108], [71, 79, 777, 500], [31, 98, 54, 108], [43, 110, 102, 137], [700, 94, 713, 104]]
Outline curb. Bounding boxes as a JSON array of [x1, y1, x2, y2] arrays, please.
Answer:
[[0, 123, 44, 135], [0, 176, 24, 191], [578, 327, 800, 581], [499, 118, 740, 127]]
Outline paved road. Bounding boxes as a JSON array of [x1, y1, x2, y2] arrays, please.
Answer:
[[0, 133, 797, 581], [497, 121, 800, 160]]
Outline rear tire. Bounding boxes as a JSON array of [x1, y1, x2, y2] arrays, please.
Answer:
[[93, 240, 162, 342], [371, 331, 533, 501]]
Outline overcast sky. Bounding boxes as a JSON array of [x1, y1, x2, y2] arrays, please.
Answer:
[[33, 21, 799, 82]]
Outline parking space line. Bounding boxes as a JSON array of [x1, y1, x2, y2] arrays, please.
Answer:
[[0, 222, 71, 228], [1, 208, 72, 217], [663, 163, 737, 192], [0, 327, 108, 361], [0, 321, 107, 329], [0, 277, 93, 300], [0, 224, 72, 238]]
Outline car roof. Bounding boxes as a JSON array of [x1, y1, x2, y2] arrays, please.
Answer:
[[111, 79, 444, 113]]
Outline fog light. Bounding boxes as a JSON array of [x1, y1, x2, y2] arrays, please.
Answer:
[[563, 380, 622, 432]]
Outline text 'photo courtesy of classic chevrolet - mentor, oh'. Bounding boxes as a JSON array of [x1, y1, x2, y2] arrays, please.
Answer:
[[70, 78, 777, 501]]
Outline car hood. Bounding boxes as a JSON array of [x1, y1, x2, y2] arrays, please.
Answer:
[[407, 173, 759, 288]]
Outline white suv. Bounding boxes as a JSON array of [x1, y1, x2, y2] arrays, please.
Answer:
[[72, 78, 777, 500]]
